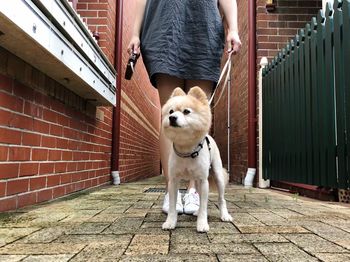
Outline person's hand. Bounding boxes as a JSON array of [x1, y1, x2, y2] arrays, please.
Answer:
[[127, 35, 141, 55], [226, 30, 241, 54]]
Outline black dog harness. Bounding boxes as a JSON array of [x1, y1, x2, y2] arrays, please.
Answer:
[[173, 136, 211, 159]]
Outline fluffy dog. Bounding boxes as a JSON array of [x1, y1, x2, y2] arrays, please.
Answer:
[[161, 86, 232, 232]]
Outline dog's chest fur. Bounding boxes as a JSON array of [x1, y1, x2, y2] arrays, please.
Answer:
[[169, 143, 211, 180]]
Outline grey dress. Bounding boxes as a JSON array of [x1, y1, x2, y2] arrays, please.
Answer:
[[140, 0, 225, 87]]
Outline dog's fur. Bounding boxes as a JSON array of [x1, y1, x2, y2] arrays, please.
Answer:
[[161, 86, 232, 232]]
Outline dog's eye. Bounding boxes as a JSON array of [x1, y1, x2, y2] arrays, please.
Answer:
[[183, 109, 191, 115], [169, 109, 174, 114]]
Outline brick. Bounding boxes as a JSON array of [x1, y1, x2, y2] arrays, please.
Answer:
[[22, 132, 41, 146], [39, 163, 54, 175], [62, 151, 73, 161], [48, 150, 61, 161], [29, 176, 47, 190], [18, 192, 37, 208], [0, 127, 22, 144], [37, 188, 52, 203], [50, 124, 63, 137], [13, 81, 34, 101], [0, 92, 23, 112], [0, 182, 5, 197], [60, 173, 72, 184], [9, 114, 34, 131], [0, 145, 8, 160], [42, 136, 57, 148], [0, 196, 17, 212], [19, 163, 39, 177], [54, 162, 67, 173], [0, 163, 19, 179], [53, 185, 65, 198], [24, 101, 42, 118], [7, 179, 29, 195], [0, 73, 13, 93], [9, 147, 31, 161], [32, 148, 48, 161], [33, 120, 50, 134], [47, 174, 60, 187], [43, 109, 57, 123]]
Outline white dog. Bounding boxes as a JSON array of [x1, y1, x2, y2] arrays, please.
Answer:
[[161, 86, 232, 232]]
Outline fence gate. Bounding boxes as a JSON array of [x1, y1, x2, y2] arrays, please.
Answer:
[[262, 0, 350, 189]]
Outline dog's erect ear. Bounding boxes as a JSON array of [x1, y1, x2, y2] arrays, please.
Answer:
[[188, 86, 208, 104], [171, 87, 186, 98]]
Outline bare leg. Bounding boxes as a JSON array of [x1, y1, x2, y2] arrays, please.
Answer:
[[185, 79, 214, 192], [156, 74, 185, 190]]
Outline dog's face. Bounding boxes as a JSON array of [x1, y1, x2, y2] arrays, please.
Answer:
[[162, 86, 212, 145]]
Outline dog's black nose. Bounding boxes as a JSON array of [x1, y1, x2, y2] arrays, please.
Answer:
[[169, 115, 178, 127]]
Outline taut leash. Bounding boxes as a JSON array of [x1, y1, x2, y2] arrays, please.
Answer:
[[209, 52, 233, 108]]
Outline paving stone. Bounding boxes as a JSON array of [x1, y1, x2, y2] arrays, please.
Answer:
[[314, 253, 350, 262], [70, 243, 126, 261], [254, 243, 319, 262], [170, 243, 211, 254], [210, 243, 258, 254], [22, 254, 73, 262], [103, 217, 144, 234], [17, 227, 66, 243], [87, 213, 121, 223], [208, 233, 288, 244], [125, 234, 169, 255], [68, 222, 110, 234], [171, 228, 210, 244], [2, 176, 350, 260], [217, 254, 268, 262], [283, 233, 348, 254], [0, 243, 85, 255], [0, 255, 27, 261], [55, 234, 132, 244], [0, 228, 40, 245], [207, 222, 240, 234], [119, 254, 218, 262], [237, 225, 309, 234]]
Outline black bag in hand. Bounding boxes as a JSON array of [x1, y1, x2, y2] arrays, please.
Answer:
[[125, 53, 140, 80]]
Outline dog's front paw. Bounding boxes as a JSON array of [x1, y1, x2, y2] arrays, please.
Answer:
[[162, 220, 176, 230], [221, 213, 233, 222], [197, 221, 210, 233]]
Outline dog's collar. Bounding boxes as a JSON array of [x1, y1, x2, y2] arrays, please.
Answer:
[[173, 136, 211, 159]]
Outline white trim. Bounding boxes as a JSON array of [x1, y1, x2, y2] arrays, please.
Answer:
[[0, 0, 116, 106]]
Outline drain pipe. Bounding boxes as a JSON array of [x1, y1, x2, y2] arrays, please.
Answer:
[[244, 0, 257, 187], [111, 0, 123, 185]]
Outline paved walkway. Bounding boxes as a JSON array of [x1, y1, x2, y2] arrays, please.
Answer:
[[0, 176, 350, 262]]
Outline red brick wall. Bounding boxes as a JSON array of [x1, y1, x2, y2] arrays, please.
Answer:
[[76, 0, 161, 182], [76, 0, 116, 65], [0, 48, 112, 212], [257, 0, 322, 62], [119, 0, 161, 182], [213, 0, 249, 184]]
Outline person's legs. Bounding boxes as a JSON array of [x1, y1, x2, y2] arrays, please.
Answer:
[[156, 74, 185, 187], [156, 74, 185, 214], [182, 79, 214, 214]]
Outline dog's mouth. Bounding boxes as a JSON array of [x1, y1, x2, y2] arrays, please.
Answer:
[[169, 122, 181, 128]]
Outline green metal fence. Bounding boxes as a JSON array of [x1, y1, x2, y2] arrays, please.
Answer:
[[262, 0, 350, 189]]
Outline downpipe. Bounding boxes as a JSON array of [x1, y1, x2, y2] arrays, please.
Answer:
[[111, 0, 123, 185], [244, 0, 257, 188]]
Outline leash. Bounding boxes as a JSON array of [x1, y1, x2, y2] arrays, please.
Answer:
[[209, 52, 233, 108]]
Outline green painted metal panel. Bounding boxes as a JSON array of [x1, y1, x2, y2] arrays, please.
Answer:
[[334, 0, 347, 188], [342, 0, 350, 188], [324, 3, 337, 187], [262, 2, 350, 188]]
